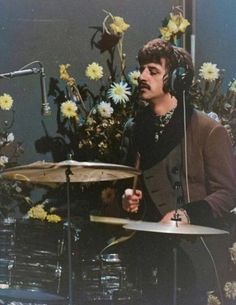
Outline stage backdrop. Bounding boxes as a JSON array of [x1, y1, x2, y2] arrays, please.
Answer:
[[0, 0, 179, 163]]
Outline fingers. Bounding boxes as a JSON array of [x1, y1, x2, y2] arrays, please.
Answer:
[[122, 188, 142, 213], [160, 209, 190, 224]]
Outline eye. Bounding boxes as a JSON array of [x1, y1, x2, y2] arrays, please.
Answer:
[[149, 68, 159, 75]]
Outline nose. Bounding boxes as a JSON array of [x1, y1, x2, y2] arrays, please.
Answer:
[[139, 67, 148, 81]]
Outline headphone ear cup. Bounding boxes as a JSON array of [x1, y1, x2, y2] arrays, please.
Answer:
[[169, 66, 192, 96]]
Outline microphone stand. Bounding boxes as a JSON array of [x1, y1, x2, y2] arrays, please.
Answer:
[[65, 162, 74, 305], [0, 61, 51, 116]]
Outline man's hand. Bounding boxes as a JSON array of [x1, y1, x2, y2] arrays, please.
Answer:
[[122, 188, 142, 213], [161, 209, 190, 224]]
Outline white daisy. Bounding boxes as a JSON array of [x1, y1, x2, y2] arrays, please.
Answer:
[[228, 79, 236, 93], [128, 70, 140, 86], [97, 101, 114, 118], [199, 62, 220, 81], [107, 82, 131, 104]]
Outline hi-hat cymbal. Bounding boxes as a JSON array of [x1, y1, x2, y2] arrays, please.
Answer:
[[0, 160, 141, 183], [123, 220, 228, 235]]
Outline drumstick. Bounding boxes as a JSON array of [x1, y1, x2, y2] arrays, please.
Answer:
[[132, 152, 140, 195], [132, 152, 140, 213]]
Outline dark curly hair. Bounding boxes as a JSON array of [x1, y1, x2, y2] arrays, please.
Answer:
[[138, 38, 194, 95]]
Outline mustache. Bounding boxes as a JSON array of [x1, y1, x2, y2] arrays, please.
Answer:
[[138, 81, 150, 90]]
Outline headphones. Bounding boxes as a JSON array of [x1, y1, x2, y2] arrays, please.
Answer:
[[166, 47, 194, 97]]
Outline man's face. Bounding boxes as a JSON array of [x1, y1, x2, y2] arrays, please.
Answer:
[[138, 58, 168, 103]]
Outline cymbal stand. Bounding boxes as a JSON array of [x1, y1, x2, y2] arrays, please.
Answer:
[[170, 184, 183, 305], [65, 165, 73, 305]]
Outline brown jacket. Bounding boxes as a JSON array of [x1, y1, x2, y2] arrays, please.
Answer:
[[143, 110, 236, 217]]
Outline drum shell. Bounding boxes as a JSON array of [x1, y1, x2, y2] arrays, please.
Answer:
[[0, 218, 67, 302]]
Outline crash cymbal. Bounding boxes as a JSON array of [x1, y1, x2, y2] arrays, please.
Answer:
[[123, 220, 229, 235], [0, 160, 141, 183]]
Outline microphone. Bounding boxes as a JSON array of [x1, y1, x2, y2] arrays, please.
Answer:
[[0, 63, 51, 117], [40, 66, 51, 116], [0, 68, 41, 78]]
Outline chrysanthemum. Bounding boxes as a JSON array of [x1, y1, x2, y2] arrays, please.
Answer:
[[85, 62, 104, 81], [110, 16, 130, 35], [207, 294, 221, 305], [60, 100, 78, 118], [199, 62, 220, 81], [0, 155, 8, 167], [107, 82, 131, 104], [101, 187, 116, 205], [128, 70, 140, 86], [229, 79, 236, 93], [0, 93, 14, 110], [97, 101, 114, 118], [46, 214, 62, 223], [27, 204, 47, 221], [224, 282, 236, 300]]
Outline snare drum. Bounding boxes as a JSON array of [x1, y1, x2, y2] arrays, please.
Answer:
[[0, 218, 66, 303], [78, 253, 141, 303]]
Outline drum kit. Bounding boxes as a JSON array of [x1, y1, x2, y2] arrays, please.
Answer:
[[0, 159, 228, 305]]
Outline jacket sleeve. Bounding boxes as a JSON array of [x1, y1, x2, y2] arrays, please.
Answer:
[[201, 124, 236, 217]]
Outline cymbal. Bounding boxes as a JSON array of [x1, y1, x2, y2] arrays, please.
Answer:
[[123, 220, 229, 235], [0, 160, 141, 183]]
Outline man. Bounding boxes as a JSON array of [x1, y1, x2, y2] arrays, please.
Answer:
[[120, 38, 236, 305]]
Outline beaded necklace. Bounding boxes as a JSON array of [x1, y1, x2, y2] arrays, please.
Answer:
[[154, 107, 176, 142]]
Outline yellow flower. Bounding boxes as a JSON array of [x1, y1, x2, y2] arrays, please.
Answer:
[[0, 93, 14, 110], [110, 16, 130, 35], [60, 100, 78, 118], [46, 214, 62, 223], [85, 62, 103, 81], [178, 17, 190, 33], [101, 187, 116, 205], [59, 64, 76, 86], [27, 204, 47, 221], [159, 27, 173, 41], [169, 13, 190, 33], [199, 62, 220, 81], [167, 19, 179, 34]]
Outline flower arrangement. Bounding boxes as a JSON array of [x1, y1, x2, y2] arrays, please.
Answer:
[[0, 94, 62, 223], [191, 62, 236, 151], [207, 240, 236, 305], [159, 6, 190, 45], [51, 10, 139, 164], [0, 93, 28, 218], [26, 199, 62, 223]]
